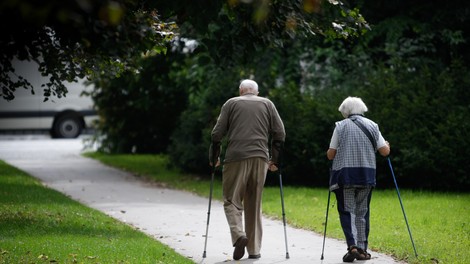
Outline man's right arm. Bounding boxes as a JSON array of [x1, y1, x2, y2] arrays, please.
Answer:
[[209, 103, 229, 166], [209, 141, 221, 167]]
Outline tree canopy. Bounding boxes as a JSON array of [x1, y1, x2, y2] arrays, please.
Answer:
[[1, 0, 368, 100], [0, 0, 171, 100]]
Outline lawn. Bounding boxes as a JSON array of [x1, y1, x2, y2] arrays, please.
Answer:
[[0, 160, 194, 264], [85, 153, 470, 264]]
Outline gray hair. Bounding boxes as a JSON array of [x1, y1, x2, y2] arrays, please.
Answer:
[[338, 96, 368, 118], [239, 79, 259, 93]]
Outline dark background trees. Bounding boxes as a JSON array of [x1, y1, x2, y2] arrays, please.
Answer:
[[2, 1, 469, 191], [166, 0, 470, 191]]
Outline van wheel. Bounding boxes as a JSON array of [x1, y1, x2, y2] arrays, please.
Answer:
[[52, 114, 83, 138]]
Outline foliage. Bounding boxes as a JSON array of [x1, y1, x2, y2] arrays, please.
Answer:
[[356, 59, 470, 190], [154, 0, 369, 66], [86, 153, 470, 264], [0, 0, 370, 182], [1, 0, 369, 101], [166, 20, 470, 191], [0, 0, 174, 101], [166, 52, 243, 174], [267, 81, 330, 186], [262, 0, 470, 190], [166, 0, 470, 191], [90, 49, 188, 153], [311, 0, 470, 190], [5, 1, 469, 190], [0, 160, 193, 264]]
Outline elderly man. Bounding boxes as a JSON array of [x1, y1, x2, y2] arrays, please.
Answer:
[[327, 96, 390, 262], [209, 79, 285, 260]]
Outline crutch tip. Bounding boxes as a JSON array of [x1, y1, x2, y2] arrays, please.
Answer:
[[320, 255, 324, 260], [286, 253, 290, 259], [202, 251, 206, 258]]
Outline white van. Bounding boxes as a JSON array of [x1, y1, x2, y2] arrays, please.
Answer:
[[0, 60, 98, 138]]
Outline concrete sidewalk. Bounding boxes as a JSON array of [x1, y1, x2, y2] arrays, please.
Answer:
[[0, 137, 403, 264]]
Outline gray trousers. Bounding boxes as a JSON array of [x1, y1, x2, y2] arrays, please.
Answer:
[[222, 157, 268, 255]]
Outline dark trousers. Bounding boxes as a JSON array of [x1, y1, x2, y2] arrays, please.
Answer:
[[334, 186, 373, 250]]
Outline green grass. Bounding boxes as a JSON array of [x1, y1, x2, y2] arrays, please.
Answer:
[[85, 152, 470, 264], [262, 188, 470, 263], [0, 160, 194, 264]]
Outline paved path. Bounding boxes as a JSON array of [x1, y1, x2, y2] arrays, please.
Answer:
[[0, 136, 403, 264]]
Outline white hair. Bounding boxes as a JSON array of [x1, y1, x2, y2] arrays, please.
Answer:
[[239, 79, 259, 93], [338, 96, 368, 118]]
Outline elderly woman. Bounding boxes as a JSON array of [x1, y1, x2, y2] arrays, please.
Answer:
[[326, 96, 390, 262]]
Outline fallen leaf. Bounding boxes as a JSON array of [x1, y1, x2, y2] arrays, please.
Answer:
[[38, 254, 48, 260]]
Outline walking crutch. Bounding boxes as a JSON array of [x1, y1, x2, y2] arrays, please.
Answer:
[[387, 157, 418, 257], [321, 166, 334, 260], [320, 190, 331, 260], [202, 152, 218, 258], [278, 169, 290, 259]]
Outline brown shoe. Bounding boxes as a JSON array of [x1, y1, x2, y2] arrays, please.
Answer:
[[343, 246, 359, 262], [357, 248, 371, 260], [233, 236, 248, 260]]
